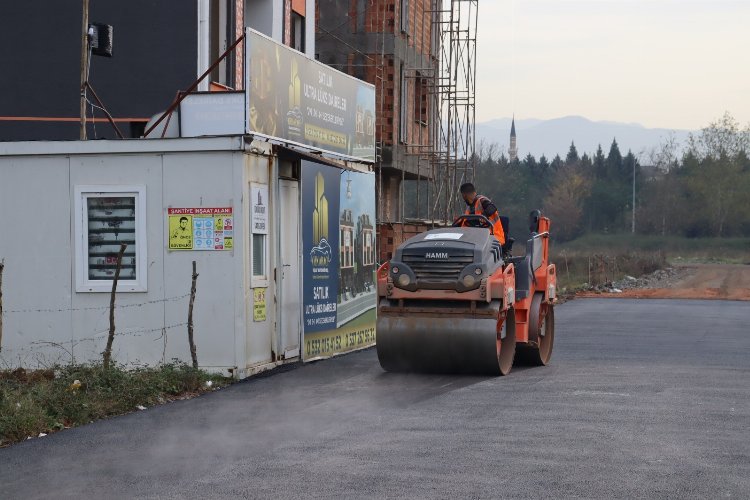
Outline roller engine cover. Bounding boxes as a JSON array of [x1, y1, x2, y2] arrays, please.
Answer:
[[388, 227, 503, 292]]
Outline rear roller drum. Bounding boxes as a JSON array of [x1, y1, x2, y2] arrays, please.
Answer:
[[496, 308, 517, 376], [518, 292, 555, 366]]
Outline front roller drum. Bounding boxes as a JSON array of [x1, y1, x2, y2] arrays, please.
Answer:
[[376, 307, 517, 375]]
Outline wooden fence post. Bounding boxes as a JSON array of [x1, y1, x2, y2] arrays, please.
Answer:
[[188, 261, 199, 369], [103, 243, 127, 370]]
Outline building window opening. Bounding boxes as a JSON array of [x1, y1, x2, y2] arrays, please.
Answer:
[[252, 233, 266, 277], [291, 12, 305, 53]]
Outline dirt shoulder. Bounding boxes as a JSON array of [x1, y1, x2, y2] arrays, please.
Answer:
[[577, 264, 750, 301]]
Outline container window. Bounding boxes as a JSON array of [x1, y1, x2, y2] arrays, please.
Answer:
[[75, 186, 147, 292], [252, 233, 265, 277]]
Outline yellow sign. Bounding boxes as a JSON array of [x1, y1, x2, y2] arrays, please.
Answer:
[[168, 208, 233, 251], [253, 288, 267, 322], [168, 214, 193, 250]]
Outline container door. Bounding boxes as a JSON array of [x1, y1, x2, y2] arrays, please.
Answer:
[[279, 179, 301, 358]]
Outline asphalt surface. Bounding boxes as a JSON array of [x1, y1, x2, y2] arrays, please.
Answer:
[[2, 298, 749, 499]]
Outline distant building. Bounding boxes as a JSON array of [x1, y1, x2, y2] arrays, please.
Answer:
[[509, 116, 518, 161]]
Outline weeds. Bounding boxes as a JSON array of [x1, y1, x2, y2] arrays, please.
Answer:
[[554, 234, 750, 264], [550, 234, 750, 293], [552, 249, 667, 294], [0, 362, 232, 447]]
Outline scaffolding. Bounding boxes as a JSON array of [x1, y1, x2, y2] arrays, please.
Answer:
[[406, 0, 478, 224], [315, 0, 478, 257]]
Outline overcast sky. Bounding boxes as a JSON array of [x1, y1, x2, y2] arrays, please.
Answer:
[[475, 0, 750, 130]]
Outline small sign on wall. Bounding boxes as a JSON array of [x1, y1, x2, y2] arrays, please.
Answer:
[[168, 207, 234, 250], [250, 184, 269, 234], [253, 287, 267, 321]]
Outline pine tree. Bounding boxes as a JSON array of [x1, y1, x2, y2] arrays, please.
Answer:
[[606, 138, 623, 179], [566, 142, 579, 165]]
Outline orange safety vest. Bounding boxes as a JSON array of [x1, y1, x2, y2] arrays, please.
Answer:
[[465, 195, 506, 245]]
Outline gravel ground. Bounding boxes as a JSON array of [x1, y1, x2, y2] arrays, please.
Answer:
[[586, 266, 694, 294]]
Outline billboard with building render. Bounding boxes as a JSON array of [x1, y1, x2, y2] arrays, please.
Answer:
[[301, 160, 376, 359], [246, 29, 376, 162]]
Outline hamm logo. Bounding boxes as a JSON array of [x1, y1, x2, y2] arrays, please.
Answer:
[[425, 252, 449, 259]]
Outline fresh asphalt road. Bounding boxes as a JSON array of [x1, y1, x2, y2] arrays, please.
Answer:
[[2, 299, 749, 499]]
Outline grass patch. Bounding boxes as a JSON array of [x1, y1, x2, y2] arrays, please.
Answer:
[[552, 250, 666, 291], [0, 362, 232, 447], [554, 234, 750, 264]]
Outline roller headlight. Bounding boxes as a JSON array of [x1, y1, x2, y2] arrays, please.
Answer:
[[398, 274, 411, 287], [462, 275, 476, 288]]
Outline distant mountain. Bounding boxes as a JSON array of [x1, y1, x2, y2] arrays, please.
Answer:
[[476, 116, 692, 162]]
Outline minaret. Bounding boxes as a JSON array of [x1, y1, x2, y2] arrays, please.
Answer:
[[509, 115, 518, 161]]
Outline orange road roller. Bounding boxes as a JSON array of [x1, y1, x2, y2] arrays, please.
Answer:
[[376, 210, 557, 375]]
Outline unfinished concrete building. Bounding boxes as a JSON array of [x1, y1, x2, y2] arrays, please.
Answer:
[[316, 0, 478, 260]]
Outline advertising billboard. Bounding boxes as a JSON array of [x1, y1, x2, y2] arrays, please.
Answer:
[[301, 160, 376, 360], [245, 29, 376, 162]]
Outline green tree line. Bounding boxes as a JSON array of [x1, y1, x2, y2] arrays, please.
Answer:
[[404, 113, 750, 241]]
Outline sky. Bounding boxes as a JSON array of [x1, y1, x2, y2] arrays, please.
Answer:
[[475, 0, 750, 130]]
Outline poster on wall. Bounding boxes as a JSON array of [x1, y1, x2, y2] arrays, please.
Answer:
[[168, 208, 234, 251], [245, 28, 376, 162], [250, 184, 269, 234], [302, 160, 377, 360], [253, 288, 267, 322], [337, 170, 377, 327], [301, 161, 340, 335]]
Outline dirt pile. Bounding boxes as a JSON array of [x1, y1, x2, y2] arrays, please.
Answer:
[[577, 264, 750, 301]]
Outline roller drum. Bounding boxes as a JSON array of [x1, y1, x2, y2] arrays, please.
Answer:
[[376, 304, 516, 375]]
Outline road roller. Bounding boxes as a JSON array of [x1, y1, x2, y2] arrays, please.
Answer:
[[376, 211, 557, 375]]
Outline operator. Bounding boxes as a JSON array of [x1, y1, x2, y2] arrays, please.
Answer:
[[459, 183, 506, 245]]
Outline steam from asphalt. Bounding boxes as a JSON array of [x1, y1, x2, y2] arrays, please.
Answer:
[[7, 354, 489, 499]]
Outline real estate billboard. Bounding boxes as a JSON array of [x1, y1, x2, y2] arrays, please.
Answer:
[[301, 160, 376, 360], [245, 29, 376, 162]]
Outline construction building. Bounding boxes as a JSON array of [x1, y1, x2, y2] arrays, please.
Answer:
[[315, 0, 478, 261]]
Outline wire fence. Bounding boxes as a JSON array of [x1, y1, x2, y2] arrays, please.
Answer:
[[1, 294, 191, 315], [0, 257, 202, 368]]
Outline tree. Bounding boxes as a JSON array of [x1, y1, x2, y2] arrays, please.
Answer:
[[688, 112, 750, 160], [538, 155, 550, 171], [606, 138, 623, 179], [593, 145, 606, 177], [580, 153, 592, 170], [543, 163, 592, 241], [565, 142, 579, 165], [622, 150, 640, 231], [682, 113, 750, 236], [550, 154, 564, 171]]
